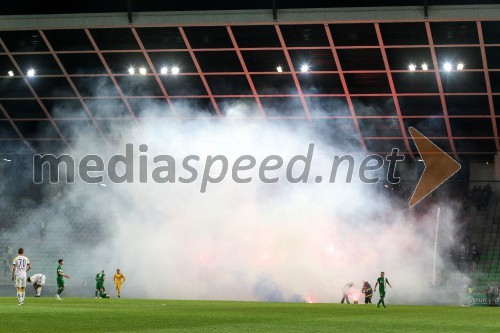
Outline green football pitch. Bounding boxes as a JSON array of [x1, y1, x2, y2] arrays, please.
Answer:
[[0, 297, 498, 333]]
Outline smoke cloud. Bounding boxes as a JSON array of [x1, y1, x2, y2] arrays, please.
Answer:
[[0, 100, 468, 305]]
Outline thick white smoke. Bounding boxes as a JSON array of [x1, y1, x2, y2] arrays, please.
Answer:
[[2, 105, 468, 304]]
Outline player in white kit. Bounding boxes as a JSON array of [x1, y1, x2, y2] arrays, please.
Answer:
[[11, 248, 31, 305], [28, 273, 46, 297]]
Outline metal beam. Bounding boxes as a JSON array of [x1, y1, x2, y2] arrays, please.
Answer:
[[375, 23, 414, 159], [0, 102, 35, 152], [1, 114, 495, 121], [425, 22, 458, 160], [1, 92, 498, 101], [178, 27, 222, 118], [130, 27, 177, 117], [477, 21, 500, 152], [275, 25, 311, 120], [226, 26, 266, 118], [0, 38, 69, 146], [6, 42, 500, 56], [272, 0, 278, 21], [126, 0, 133, 24], [324, 24, 367, 153], [1, 68, 498, 78], [39, 30, 106, 139], [84, 28, 137, 120], [0, 5, 499, 30]]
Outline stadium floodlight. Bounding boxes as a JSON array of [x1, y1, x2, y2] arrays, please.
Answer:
[[457, 63, 464, 70], [443, 62, 452, 71], [2, 158, 11, 162], [276, 66, 283, 72], [128, 67, 135, 75], [408, 64, 416, 71], [160, 67, 168, 75], [421, 63, 428, 71], [27, 69, 35, 77], [8, 70, 14, 77], [171, 66, 180, 75], [300, 64, 309, 72], [139, 67, 147, 75]]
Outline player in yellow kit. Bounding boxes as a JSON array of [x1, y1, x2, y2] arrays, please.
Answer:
[[113, 269, 126, 298]]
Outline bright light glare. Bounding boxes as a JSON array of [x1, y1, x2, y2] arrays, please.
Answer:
[[443, 62, 452, 71], [421, 63, 428, 71], [300, 64, 309, 72], [276, 66, 283, 72], [408, 64, 416, 71], [139, 67, 147, 75], [128, 67, 135, 75], [171, 67, 180, 75], [7, 71, 14, 77], [160, 67, 168, 75], [27, 69, 35, 77], [2, 158, 11, 162], [457, 63, 464, 70]]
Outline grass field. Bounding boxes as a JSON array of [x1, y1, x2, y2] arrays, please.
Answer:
[[0, 297, 498, 333]]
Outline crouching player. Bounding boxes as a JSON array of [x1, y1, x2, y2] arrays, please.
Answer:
[[28, 273, 46, 297], [361, 280, 373, 304], [95, 270, 110, 298]]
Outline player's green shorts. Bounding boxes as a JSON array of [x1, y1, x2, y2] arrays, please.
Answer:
[[57, 278, 65, 288], [96, 282, 104, 289]]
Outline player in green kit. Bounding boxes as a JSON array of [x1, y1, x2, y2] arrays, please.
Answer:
[[374, 271, 392, 308], [95, 270, 107, 298], [56, 259, 70, 300]]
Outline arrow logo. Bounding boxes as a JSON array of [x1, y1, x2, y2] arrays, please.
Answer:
[[409, 127, 461, 207]]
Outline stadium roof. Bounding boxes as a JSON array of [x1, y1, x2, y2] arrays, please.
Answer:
[[0, 2, 500, 161]]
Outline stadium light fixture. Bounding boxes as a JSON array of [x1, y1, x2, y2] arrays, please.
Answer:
[[160, 67, 168, 75], [171, 66, 180, 75], [276, 66, 283, 72], [421, 63, 428, 71], [128, 67, 135, 75], [443, 62, 452, 72], [300, 64, 309, 72], [27, 69, 35, 77], [2, 158, 11, 162], [408, 64, 416, 71], [456, 63, 464, 70], [8, 70, 14, 77], [139, 67, 147, 75]]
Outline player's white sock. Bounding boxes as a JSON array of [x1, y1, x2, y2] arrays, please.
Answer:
[[21, 292, 25, 302], [17, 292, 21, 303]]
